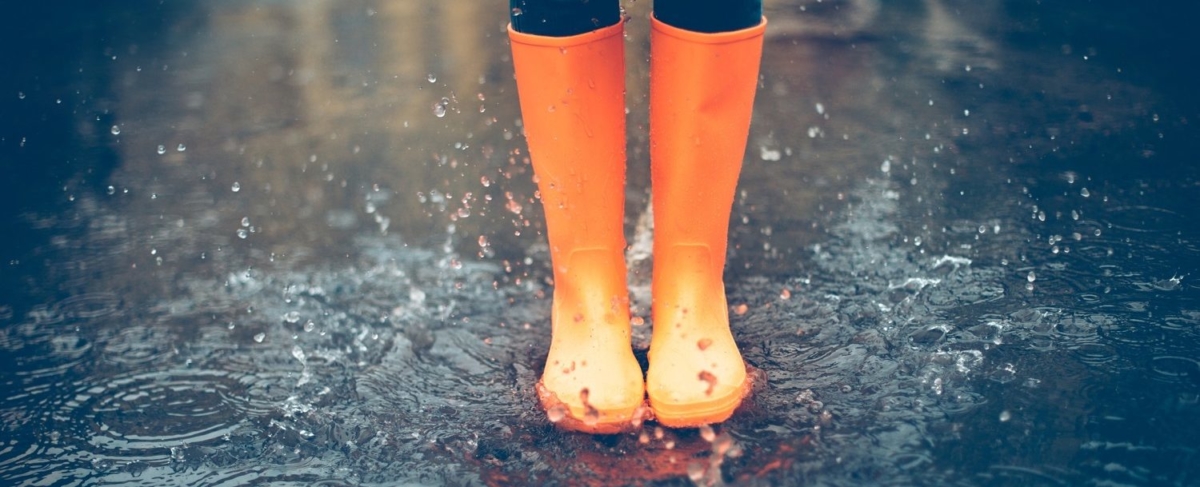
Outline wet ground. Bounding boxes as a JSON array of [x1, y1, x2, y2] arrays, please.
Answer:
[[2, 0, 1199, 485]]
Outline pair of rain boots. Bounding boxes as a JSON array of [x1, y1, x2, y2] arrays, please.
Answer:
[[510, 16, 766, 433]]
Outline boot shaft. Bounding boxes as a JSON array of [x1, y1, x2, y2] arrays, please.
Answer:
[[649, 17, 767, 264], [508, 22, 629, 268]]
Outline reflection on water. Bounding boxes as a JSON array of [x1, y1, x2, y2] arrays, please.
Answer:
[[2, 0, 1199, 485]]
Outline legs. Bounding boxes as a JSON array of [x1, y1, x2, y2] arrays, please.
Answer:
[[508, 0, 766, 430]]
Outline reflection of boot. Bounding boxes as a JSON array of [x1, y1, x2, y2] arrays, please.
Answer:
[[647, 16, 766, 427], [508, 21, 646, 433]]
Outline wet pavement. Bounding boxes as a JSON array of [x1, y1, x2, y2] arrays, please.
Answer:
[[2, 0, 1199, 485]]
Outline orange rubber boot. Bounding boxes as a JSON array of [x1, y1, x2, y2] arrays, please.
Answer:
[[509, 21, 647, 434], [646, 16, 767, 427]]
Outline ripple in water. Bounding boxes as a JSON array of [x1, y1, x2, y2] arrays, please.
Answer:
[[1098, 317, 1166, 348], [1149, 356, 1200, 382], [1074, 342, 1119, 367], [1103, 205, 1187, 234], [78, 370, 247, 454], [99, 324, 172, 366], [52, 293, 122, 320]]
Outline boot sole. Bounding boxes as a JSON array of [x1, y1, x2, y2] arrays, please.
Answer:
[[649, 362, 760, 428], [536, 379, 650, 434]]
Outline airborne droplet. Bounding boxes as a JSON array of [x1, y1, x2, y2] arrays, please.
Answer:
[[546, 405, 567, 423]]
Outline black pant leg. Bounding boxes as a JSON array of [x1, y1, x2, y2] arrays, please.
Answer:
[[510, 0, 621, 36], [654, 0, 762, 33]]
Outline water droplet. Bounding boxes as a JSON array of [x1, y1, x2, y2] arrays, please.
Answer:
[[546, 405, 567, 423], [505, 198, 523, 215], [231, 182, 241, 192], [283, 311, 300, 323], [713, 432, 736, 456], [432, 102, 447, 118], [303, 321, 315, 332], [759, 146, 781, 161], [699, 424, 716, 442], [814, 102, 825, 115], [686, 462, 706, 482], [156, 145, 166, 155], [253, 333, 265, 343], [237, 229, 248, 239], [1027, 271, 1037, 283], [106, 185, 115, 195], [291, 345, 306, 364], [110, 125, 121, 135], [426, 73, 437, 83], [177, 143, 186, 152], [241, 217, 251, 227], [999, 410, 1012, 422], [17, 91, 25, 99], [1080, 187, 1090, 197]]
